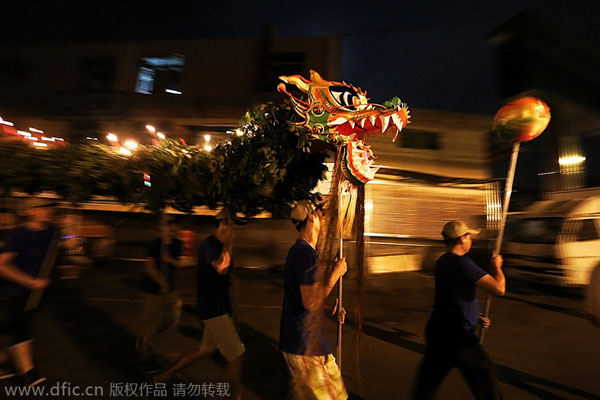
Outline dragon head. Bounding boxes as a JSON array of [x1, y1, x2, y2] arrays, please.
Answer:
[[278, 70, 410, 144]]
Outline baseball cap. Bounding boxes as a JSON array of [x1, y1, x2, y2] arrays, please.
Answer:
[[441, 220, 481, 239], [290, 199, 324, 226]]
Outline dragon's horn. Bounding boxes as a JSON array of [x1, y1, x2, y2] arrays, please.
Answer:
[[309, 70, 326, 84], [279, 75, 310, 93]]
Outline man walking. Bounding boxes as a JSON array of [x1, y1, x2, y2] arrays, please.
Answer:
[[154, 210, 245, 400], [136, 217, 184, 371], [414, 220, 505, 400], [0, 198, 59, 386], [280, 199, 348, 400]]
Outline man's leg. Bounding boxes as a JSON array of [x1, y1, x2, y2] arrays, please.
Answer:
[[153, 317, 216, 383], [282, 352, 319, 400], [413, 346, 454, 400], [153, 346, 212, 383], [137, 293, 163, 359], [8, 300, 44, 385], [227, 353, 244, 400], [456, 342, 503, 400], [162, 291, 182, 331], [0, 297, 18, 378], [8, 340, 34, 375], [282, 352, 348, 400]]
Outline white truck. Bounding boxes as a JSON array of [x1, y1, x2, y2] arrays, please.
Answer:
[[503, 191, 600, 287]]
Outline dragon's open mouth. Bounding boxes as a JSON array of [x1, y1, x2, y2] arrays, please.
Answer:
[[278, 70, 409, 184], [326, 105, 409, 142]]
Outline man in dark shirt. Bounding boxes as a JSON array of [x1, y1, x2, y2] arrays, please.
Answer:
[[414, 220, 505, 400], [280, 200, 348, 400], [0, 198, 59, 386], [136, 217, 183, 368], [154, 209, 245, 400]]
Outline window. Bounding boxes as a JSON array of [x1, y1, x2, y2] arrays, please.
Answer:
[[397, 130, 441, 150], [506, 217, 564, 244], [577, 219, 599, 241], [135, 54, 185, 95]]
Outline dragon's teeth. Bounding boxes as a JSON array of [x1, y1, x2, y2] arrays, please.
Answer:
[[393, 128, 400, 142], [359, 118, 366, 128], [369, 115, 377, 126], [380, 115, 390, 132], [328, 117, 348, 126], [392, 113, 401, 128], [348, 120, 356, 129]]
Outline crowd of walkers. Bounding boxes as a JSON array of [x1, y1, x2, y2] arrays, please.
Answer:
[[7, 197, 594, 400]]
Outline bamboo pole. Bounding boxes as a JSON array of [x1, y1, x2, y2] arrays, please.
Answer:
[[337, 185, 344, 369], [480, 141, 520, 344]]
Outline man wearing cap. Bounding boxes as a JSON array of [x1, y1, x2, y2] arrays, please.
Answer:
[[0, 198, 59, 386], [280, 199, 348, 400], [136, 217, 184, 371], [154, 209, 244, 400], [414, 220, 505, 400]]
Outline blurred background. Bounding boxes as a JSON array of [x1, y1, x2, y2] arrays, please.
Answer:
[[0, 0, 599, 287]]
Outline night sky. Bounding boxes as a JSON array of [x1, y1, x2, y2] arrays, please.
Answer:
[[3, 1, 599, 114]]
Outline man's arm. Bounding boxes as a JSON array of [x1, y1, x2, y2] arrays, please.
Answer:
[[211, 248, 231, 275], [0, 252, 49, 290], [476, 255, 505, 296], [300, 257, 347, 312]]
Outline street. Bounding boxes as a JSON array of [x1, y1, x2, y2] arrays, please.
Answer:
[[2, 257, 599, 399]]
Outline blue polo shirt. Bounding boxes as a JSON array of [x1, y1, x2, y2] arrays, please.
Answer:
[[428, 252, 487, 339], [279, 239, 332, 356]]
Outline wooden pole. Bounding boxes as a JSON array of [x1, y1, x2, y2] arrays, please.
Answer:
[[337, 185, 344, 369], [480, 141, 520, 344]]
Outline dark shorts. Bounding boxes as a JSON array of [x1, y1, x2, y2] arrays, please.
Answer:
[[0, 295, 36, 345]]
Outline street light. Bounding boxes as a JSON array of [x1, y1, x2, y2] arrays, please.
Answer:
[[558, 155, 586, 166], [124, 140, 138, 151]]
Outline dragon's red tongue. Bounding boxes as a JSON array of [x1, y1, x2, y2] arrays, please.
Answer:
[[332, 113, 400, 140]]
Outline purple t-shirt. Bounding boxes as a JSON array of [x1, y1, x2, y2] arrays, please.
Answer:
[[430, 252, 487, 333], [279, 239, 332, 356]]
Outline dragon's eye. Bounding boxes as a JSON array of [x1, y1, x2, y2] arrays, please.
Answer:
[[330, 86, 360, 109]]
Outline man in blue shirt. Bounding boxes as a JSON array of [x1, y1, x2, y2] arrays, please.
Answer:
[[136, 217, 183, 369], [280, 199, 348, 400], [414, 220, 505, 400], [154, 209, 245, 400], [0, 198, 59, 387]]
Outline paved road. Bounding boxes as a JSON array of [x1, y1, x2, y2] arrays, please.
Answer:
[[2, 258, 600, 399]]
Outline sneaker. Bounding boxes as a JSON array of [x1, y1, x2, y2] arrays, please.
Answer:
[[19, 368, 46, 386]]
